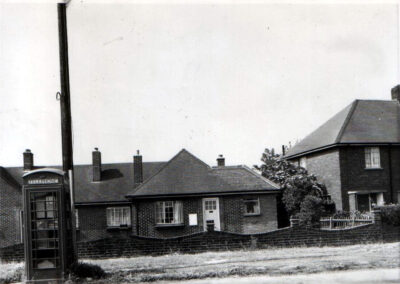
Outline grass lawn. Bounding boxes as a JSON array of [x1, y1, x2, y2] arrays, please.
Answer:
[[1, 242, 399, 283], [158, 268, 400, 284]]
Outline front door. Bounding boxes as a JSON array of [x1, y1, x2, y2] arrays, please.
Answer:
[[203, 198, 220, 231]]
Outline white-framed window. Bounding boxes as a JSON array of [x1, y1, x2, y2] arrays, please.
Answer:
[[365, 147, 381, 169], [244, 199, 260, 215], [106, 207, 131, 227], [300, 157, 307, 169], [155, 201, 183, 224]]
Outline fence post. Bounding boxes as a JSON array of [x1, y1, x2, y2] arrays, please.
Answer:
[[372, 208, 383, 242], [373, 208, 382, 226], [329, 217, 332, 229], [290, 217, 300, 227]]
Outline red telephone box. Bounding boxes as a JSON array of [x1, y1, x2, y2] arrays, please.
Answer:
[[23, 168, 75, 283]]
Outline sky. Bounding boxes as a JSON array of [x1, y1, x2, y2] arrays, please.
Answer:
[[0, 0, 399, 168]]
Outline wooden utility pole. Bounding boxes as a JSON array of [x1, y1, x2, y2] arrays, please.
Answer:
[[58, 2, 73, 172], [58, 2, 77, 262]]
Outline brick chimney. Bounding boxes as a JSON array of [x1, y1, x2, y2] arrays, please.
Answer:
[[23, 149, 34, 171], [92, 147, 101, 182], [134, 150, 143, 185], [217, 154, 225, 167], [391, 85, 400, 102]]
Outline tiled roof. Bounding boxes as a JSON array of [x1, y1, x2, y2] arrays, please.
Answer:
[[2, 150, 279, 203], [127, 149, 279, 198], [3, 162, 166, 204], [73, 162, 166, 203], [285, 100, 400, 158]]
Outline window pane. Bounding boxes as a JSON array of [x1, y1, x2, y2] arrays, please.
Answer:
[[365, 147, 380, 168], [365, 148, 372, 168], [155, 201, 182, 224], [244, 199, 260, 214], [174, 201, 183, 223], [107, 207, 131, 226]]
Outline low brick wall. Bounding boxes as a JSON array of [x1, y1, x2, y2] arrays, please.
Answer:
[[2, 223, 399, 262], [76, 223, 389, 259], [0, 243, 24, 262]]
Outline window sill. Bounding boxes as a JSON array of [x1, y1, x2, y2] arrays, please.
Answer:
[[106, 226, 131, 231], [244, 213, 261, 217], [365, 167, 383, 170], [155, 223, 184, 228]]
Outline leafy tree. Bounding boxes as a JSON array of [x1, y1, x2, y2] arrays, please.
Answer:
[[256, 148, 334, 225]]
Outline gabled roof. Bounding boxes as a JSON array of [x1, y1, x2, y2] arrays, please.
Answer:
[[127, 149, 279, 198], [285, 100, 400, 159]]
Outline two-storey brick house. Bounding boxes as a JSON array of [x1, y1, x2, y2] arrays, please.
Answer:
[[285, 86, 400, 212], [0, 148, 280, 247]]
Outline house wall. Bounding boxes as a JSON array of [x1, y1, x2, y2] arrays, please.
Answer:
[[135, 198, 204, 238], [288, 149, 343, 210], [388, 146, 400, 204], [288, 145, 400, 212], [133, 194, 278, 238], [0, 175, 22, 248], [76, 205, 132, 241], [242, 194, 278, 233], [339, 146, 398, 210]]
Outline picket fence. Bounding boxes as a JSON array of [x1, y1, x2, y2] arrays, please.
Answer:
[[320, 215, 374, 229]]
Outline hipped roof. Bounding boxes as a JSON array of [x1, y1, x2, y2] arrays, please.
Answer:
[[127, 149, 279, 198], [285, 100, 400, 159]]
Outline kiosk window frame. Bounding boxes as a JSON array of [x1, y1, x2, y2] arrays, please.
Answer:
[[29, 191, 61, 270]]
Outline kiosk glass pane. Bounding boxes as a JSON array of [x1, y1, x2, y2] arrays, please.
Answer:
[[30, 192, 60, 269]]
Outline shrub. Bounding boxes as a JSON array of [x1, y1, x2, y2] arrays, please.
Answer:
[[257, 148, 334, 226], [296, 196, 325, 226], [379, 204, 400, 226], [69, 262, 106, 280]]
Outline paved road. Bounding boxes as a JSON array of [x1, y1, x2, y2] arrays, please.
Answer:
[[157, 268, 400, 284]]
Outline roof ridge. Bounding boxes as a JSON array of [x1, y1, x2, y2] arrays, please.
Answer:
[[335, 100, 359, 143], [126, 149, 210, 197]]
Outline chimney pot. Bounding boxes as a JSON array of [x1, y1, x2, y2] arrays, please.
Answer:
[[391, 85, 400, 102], [217, 154, 225, 167], [92, 148, 102, 182], [23, 149, 34, 171], [134, 151, 143, 185]]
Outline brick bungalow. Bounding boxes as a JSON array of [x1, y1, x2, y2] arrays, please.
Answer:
[[126, 149, 280, 237], [284, 85, 400, 212], [0, 148, 280, 247]]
